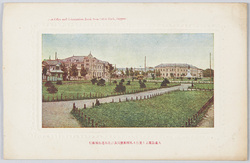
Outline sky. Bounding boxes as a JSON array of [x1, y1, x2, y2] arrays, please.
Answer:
[[42, 34, 214, 70]]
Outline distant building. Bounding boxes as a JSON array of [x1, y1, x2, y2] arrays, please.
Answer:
[[42, 52, 110, 81], [42, 60, 62, 81], [154, 63, 203, 78]]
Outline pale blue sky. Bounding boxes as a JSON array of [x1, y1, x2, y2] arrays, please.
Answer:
[[42, 34, 214, 69]]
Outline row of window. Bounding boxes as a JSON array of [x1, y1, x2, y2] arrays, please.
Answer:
[[159, 68, 188, 72], [161, 73, 197, 77], [93, 72, 104, 77]]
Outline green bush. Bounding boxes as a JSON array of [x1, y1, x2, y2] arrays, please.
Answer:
[[115, 82, 126, 93], [56, 80, 62, 85], [140, 82, 146, 88], [47, 84, 58, 94], [161, 78, 170, 87], [126, 80, 131, 85], [45, 81, 53, 87], [97, 78, 106, 86], [91, 78, 97, 85]]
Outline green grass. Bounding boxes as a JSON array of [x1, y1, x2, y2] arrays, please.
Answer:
[[72, 91, 214, 127], [169, 77, 212, 82], [190, 83, 214, 89], [42, 80, 180, 101]]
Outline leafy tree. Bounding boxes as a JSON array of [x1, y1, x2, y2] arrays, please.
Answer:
[[180, 73, 185, 81], [161, 78, 170, 87], [106, 64, 114, 84], [115, 82, 126, 93], [70, 64, 78, 77], [80, 66, 88, 77], [129, 67, 134, 77], [203, 69, 214, 77], [126, 80, 131, 85], [125, 68, 129, 76], [42, 67, 47, 76], [140, 82, 146, 88], [151, 73, 155, 80], [170, 73, 174, 78], [134, 71, 139, 76], [156, 70, 161, 77], [60, 63, 68, 81]]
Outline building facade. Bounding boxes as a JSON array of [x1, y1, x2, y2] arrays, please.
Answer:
[[154, 63, 203, 78], [42, 52, 110, 80]]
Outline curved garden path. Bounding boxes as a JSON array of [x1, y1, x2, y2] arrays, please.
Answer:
[[42, 84, 191, 128]]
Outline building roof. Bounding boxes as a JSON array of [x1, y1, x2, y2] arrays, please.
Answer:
[[155, 63, 198, 69], [43, 60, 61, 66], [50, 69, 64, 73], [61, 56, 85, 63]]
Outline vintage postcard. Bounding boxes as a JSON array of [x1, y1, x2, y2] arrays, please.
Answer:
[[42, 34, 214, 128], [3, 3, 247, 160]]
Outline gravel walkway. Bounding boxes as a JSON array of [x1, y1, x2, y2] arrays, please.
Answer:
[[42, 84, 191, 128], [197, 105, 214, 127]]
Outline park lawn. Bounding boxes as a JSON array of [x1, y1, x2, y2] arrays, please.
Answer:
[[73, 91, 214, 127], [191, 83, 214, 89], [42, 80, 180, 101], [169, 77, 212, 82]]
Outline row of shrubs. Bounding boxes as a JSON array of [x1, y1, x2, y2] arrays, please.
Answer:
[[113, 78, 170, 93], [113, 79, 147, 85], [91, 78, 106, 86], [44, 78, 171, 94]]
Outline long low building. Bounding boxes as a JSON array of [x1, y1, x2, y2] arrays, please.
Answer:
[[155, 63, 203, 78]]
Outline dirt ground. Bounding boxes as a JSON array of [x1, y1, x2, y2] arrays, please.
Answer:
[[197, 105, 214, 127]]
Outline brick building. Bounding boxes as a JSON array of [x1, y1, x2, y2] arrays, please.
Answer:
[[42, 52, 110, 80]]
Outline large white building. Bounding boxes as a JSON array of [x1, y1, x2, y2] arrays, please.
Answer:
[[155, 63, 203, 78]]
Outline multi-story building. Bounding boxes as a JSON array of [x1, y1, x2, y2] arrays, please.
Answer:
[[154, 63, 203, 78], [42, 52, 110, 80]]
